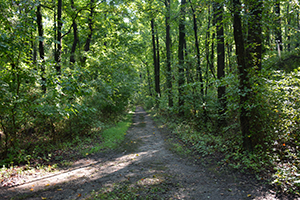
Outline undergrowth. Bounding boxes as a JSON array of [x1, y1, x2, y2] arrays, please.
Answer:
[[0, 106, 135, 187], [143, 50, 300, 196]]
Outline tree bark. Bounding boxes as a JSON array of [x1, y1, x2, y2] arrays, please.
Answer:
[[286, 2, 291, 51], [165, 0, 173, 107], [216, 2, 226, 125], [37, 4, 46, 93], [178, 0, 186, 116], [82, 0, 94, 65], [190, 1, 203, 97], [146, 63, 153, 96], [275, 1, 282, 51], [246, 0, 263, 70], [205, 3, 211, 96], [233, 0, 252, 152], [151, 19, 160, 101], [155, 24, 161, 97], [210, 2, 217, 76], [54, 0, 62, 74], [70, 0, 78, 64]]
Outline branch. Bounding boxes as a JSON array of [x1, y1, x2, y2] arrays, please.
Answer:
[[61, 6, 90, 39], [41, 4, 54, 11]]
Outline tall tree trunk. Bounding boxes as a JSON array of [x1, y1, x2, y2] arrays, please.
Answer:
[[246, 0, 263, 70], [297, 12, 300, 48], [146, 63, 153, 96], [233, 0, 252, 152], [165, 0, 173, 107], [190, 1, 203, 97], [205, 3, 211, 96], [286, 2, 291, 52], [155, 24, 161, 97], [82, 0, 95, 65], [70, 0, 78, 64], [216, 2, 226, 125], [55, 0, 62, 74], [210, 2, 217, 76], [31, 32, 37, 67], [151, 19, 160, 101], [245, 0, 263, 147], [37, 4, 46, 93], [275, 1, 282, 51], [178, 0, 186, 116]]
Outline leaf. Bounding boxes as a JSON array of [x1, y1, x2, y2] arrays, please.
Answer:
[[78, 193, 81, 197], [247, 194, 251, 197], [30, 188, 34, 191], [57, 188, 62, 191], [45, 184, 50, 186], [41, 197, 47, 200]]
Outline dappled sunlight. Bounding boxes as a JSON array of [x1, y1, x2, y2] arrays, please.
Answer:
[[1, 106, 290, 200], [0, 147, 162, 197]]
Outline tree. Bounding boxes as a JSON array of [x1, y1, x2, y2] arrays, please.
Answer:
[[178, 0, 186, 116], [190, 0, 203, 97], [70, 0, 79, 64], [216, 1, 226, 125], [37, 3, 46, 92], [233, 0, 252, 151], [82, 0, 95, 65], [165, 0, 173, 107], [151, 18, 161, 101], [54, 0, 62, 74], [275, 0, 282, 51]]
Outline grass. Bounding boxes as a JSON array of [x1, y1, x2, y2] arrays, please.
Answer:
[[0, 107, 135, 187], [84, 108, 134, 155]]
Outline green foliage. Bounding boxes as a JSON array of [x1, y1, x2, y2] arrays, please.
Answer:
[[0, 0, 140, 167], [85, 110, 134, 155]]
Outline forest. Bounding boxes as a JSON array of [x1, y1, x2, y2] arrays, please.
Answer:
[[1, 0, 300, 196]]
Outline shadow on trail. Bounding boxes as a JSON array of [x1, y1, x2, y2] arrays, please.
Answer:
[[0, 107, 291, 200]]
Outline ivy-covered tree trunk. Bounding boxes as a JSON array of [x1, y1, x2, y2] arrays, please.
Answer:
[[216, 2, 226, 125], [37, 4, 46, 93], [246, 0, 263, 147], [233, 0, 252, 152], [178, 0, 186, 116], [165, 0, 173, 107], [246, 0, 263, 70]]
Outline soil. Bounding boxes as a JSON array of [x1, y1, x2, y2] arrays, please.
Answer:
[[0, 107, 294, 199]]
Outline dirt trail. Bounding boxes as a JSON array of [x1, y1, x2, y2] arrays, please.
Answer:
[[0, 107, 283, 199]]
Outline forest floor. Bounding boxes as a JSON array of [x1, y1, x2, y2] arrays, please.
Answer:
[[0, 106, 292, 200]]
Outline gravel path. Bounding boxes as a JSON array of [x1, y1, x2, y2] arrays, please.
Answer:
[[0, 106, 288, 199]]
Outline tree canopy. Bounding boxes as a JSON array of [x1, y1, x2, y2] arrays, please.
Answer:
[[1, 0, 300, 194]]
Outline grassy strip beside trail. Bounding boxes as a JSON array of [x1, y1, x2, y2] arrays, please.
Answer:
[[85, 109, 134, 155], [0, 107, 135, 187]]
